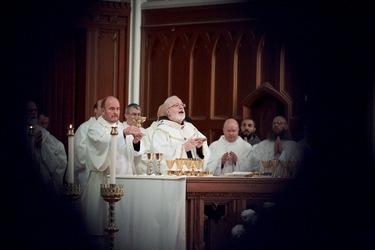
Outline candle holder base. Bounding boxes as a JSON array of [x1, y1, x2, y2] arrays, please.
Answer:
[[62, 183, 81, 201], [101, 184, 124, 250]]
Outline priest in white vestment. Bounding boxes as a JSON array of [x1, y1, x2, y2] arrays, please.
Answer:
[[207, 118, 253, 175], [122, 103, 149, 174], [249, 116, 303, 176], [74, 99, 103, 186], [151, 95, 210, 171], [26, 100, 67, 195], [81, 96, 144, 245]]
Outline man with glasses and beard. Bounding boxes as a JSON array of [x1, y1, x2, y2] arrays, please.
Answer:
[[151, 95, 210, 171], [249, 116, 302, 176], [239, 117, 261, 146]]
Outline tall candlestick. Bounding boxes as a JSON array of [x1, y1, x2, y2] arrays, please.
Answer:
[[110, 125, 118, 184], [28, 126, 35, 164], [67, 124, 75, 184]]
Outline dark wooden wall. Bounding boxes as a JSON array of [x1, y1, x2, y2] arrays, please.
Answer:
[[33, 1, 313, 147], [139, 2, 308, 144]]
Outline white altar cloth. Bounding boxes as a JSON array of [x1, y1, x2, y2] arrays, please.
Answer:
[[114, 175, 187, 250]]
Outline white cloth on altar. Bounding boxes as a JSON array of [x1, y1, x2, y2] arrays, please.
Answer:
[[207, 135, 253, 175], [151, 120, 210, 170], [115, 176, 186, 250], [80, 117, 145, 236]]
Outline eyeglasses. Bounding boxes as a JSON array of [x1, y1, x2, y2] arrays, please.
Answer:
[[273, 121, 286, 125], [168, 103, 186, 109], [129, 113, 141, 116]]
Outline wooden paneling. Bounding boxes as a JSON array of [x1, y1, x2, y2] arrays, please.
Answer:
[[140, 2, 304, 144], [76, 1, 130, 122], [186, 177, 290, 250]]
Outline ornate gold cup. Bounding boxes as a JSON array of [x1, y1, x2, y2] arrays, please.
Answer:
[[175, 158, 184, 176], [271, 159, 279, 177], [132, 116, 146, 128], [165, 159, 175, 176], [194, 159, 204, 176], [184, 158, 193, 176], [279, 160, 289, 178], [155, 153, 163, 175], [146, 152, 154, 175], [261, 160, 272, 176]]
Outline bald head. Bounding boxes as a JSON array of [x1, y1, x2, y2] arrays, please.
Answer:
[[157, 104, 165, 120], [223, 118, 239, 143]]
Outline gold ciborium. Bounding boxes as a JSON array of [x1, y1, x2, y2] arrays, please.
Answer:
[[280, 160, 289, 178], [155, 153, 163, 175], [132, 116, 146, 128], [194, 158, 204, 176], [271, 159, 279, 177], [146, 152, 154, 175], [184, 158, 193, 176], [165, 159, 175, 176], [175, 158, 184, 176], [261, 160, 272, 176]]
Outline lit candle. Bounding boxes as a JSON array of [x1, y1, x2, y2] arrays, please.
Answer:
[[67, 124, 74, 184], [28, 126, 35, 162], [110, 125, 118, 184]]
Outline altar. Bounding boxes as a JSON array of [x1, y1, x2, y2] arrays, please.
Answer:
[[112, 176, 289, 250], [115, 176, 187, 250]]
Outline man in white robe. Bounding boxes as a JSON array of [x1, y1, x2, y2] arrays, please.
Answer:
[[26, 100, 67, 195], [122, 103, 148, 174], [207, 118, 253, 175], [249, 116, 303, 176], [151, 95, 210, 171], [81, 96, 144, 246], [74, 99, 103, 186]]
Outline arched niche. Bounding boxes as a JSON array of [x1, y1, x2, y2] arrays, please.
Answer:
[[242, 82, 293, 140]]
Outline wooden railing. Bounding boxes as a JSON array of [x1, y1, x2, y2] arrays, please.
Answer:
[[186, 177, 290, 250]]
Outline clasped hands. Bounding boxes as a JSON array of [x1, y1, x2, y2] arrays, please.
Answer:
[[184, 138, 204, 152], [221, 151, 237, 165], [274, 136, 284, 156], [123, 125, 143, 143]]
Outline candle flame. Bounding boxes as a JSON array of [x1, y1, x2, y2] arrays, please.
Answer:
[[69, 124, 73, 129]]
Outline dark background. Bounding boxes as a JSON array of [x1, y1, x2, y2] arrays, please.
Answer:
[[1, 0, 374, 249]]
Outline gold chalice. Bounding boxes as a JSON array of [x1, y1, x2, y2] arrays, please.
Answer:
[[261, 160, 272, 176], [184, 158, 193, 176], [132, 116, 146, 128], [271, 159, 279, 177], [155, 153, 163, 175], [175, 158, 184, 176], [194, 159, 203, 176], [146, 152, 154, 175], [165, 159, 175, 176], [279, 160, 289, 178]]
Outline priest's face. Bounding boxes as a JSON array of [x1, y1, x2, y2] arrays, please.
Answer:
[[26, 101, 38, 125], [223, 119, 239, 143], [272, 116, 288, 136], [102, 97, 120, 124], [241, 119, 256, 137], [124, 107, 141, 126], [166, 97, 186, 124]]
